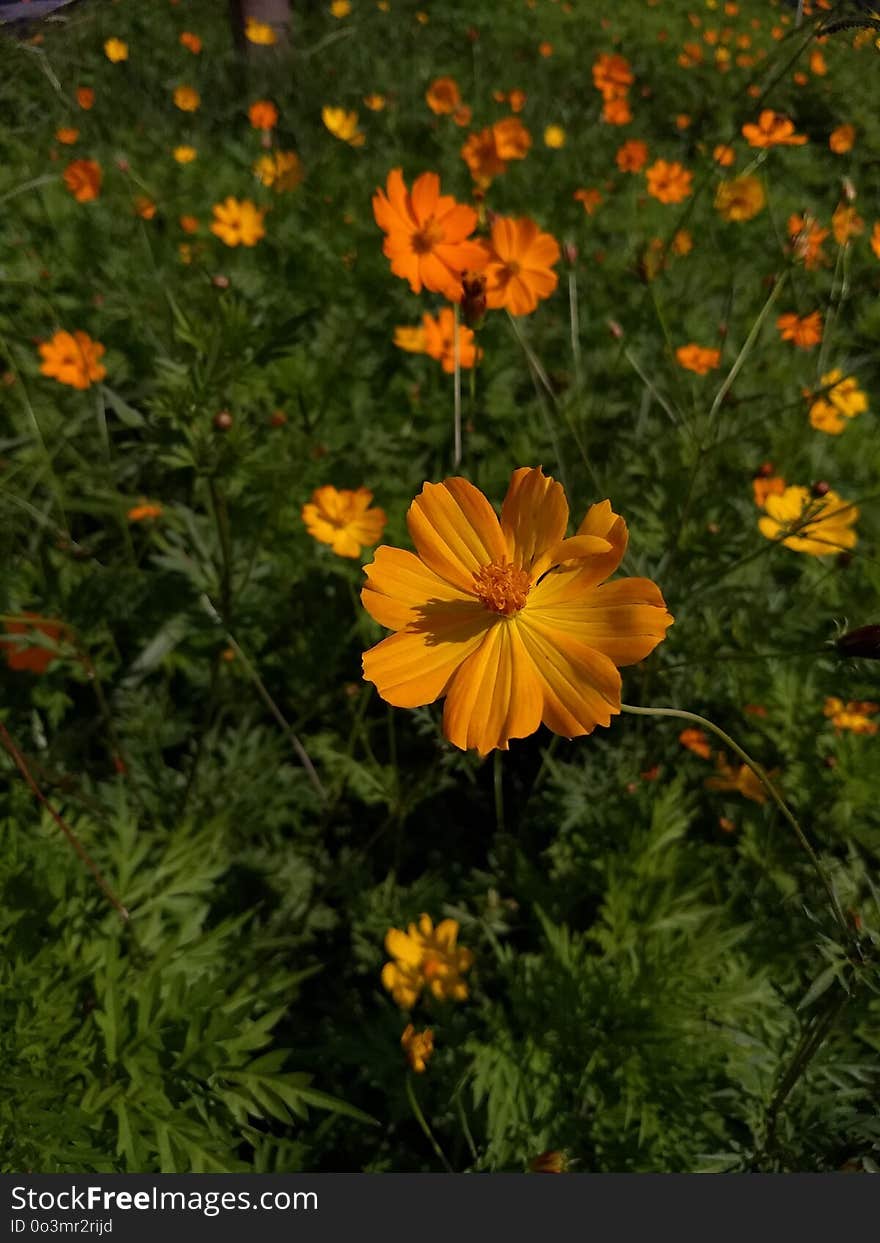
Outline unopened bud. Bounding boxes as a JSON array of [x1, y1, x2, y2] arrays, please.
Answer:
[[755, 462, 774, 478], [213, 410, 233, 431], [836, 624, 880, 660], [563, 240, 578, 266], [607, 319, 624, 340], [811, 480, 830, 497], [269, 410, 287, 427], [460, 271, 487, 328], [842, 176, 856, 204], [212, 274, 230, 289]]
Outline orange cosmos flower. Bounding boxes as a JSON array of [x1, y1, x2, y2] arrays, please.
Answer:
[[180, 31, 202, 53], [705, 756, 768, 803], [372, 168, 486, 300], [2, 614, 71, 675], [63, 159, 102, 203], [741, 109, 806, 148], [592, 52, 634, 99], [788, 213, 828, 269], [401, 1025, 434, 1073], [363, 93, 386, 111], [482, 216, 560, 316], [302, 486, 386, 559], [248, 99, 278, 130], [602, 97, 632, 125], [173, 85, 200, 112], [672, 229, 693, 256], [361, 468, 673, 755], [210, 197, 265, 247], [75, 86, 95, 110], [829, 124, 855, 154], [38, 330, 106, 390], [759, 486, 858, 555], [871, 222, 880, 260], [574, 188, 603, 215], [538, 41, 553, 57], [679, 727, 711, 759], [127, 500, 163, 522], [776, 311, 822, 349], [422, 308, 481, 372], [426, 76, 461, 115], [676, 344, 721, 375], [55, 127, 79, 145], [753, 474, 786, 507], [616, 139, 649, 172], [713, 143, 735, 167], [244, 17, 278, 45], [179, 214, 200, 234], [645, 159, 692, 204], [832, 203, 864, 246]]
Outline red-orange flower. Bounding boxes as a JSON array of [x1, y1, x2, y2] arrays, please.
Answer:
[[679, 727, 711, 759], [180, 31, 202, 54], [75, 86, 95, 110], [742, 109, 806, 148], [2, 614, 71, 674], [361, 468, 673, 755], [425, 76, 461, 115], [602, 97, 632, 126], [676, 344, 721, 375], [592, 52, 634, 100], [573, 188, 603, 215], [829, 124, 855, 154], [372, 168, 487, 300], [248, 99, 278, 130], [788, 213, 829, 269], [776, 311, 822, 349], [645, 160, 692, 204], [615, 139, 649, 172], [481, 216, 559, 316], [460, 117, 531, 186], [63, 159, 102, 203]]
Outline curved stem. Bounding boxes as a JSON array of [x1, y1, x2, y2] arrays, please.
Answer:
[[405, 1074, 454, 1173], [620, 703, 848, 939]]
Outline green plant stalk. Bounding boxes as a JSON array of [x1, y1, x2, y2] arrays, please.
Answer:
[[453, 302, 462, 469], [405, 1074, 454, 1174], [620, 703, 849, 939]]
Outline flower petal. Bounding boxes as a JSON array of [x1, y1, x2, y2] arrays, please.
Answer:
[[363, 603, 492, 707], [500, 466, 569, 580], [442, 618, 543, 754], [516, 613, 622, 737], [362, 546, 473, 631], [407, 477, 507, 593], [528, 577, 673, 666]]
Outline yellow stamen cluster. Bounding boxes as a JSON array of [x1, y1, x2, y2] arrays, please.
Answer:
[[472, 560, 531, 615]]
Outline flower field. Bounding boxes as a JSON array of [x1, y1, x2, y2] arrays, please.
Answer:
[[1, 0, 879, 1174]]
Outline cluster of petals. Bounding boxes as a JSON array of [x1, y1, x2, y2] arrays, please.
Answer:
[[322, 106, 364, 147], [742, 110, 806, 148], [39, 329, 106, 389], [302, 486, 386, 560], [758, 486, 858, 556], [460, 116, 531, 186], [63, 159, 102, 203], [645, 159, 692, 204], [823, 697, 878, 736], [394, 309, 480, 372], [361, 467, 673, 756], [715, 175, 765, 222], [676, 344, 720, 375], [777, 311, 822, 349], [808, 369, 868, 434], [401, 1024, 434, 1072], [382, 915, 474, 1009], [788, 214, 829, 269], [705, 757, 768, 804], [425, 76, 469, 124], [248, 99, 278, 130], [616, 139, 649, 172]]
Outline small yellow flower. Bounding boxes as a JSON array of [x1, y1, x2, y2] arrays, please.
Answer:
[[401, 1024, 434, 1073], [331, 0, 351, 14], [381, 915, 474, 1009], [301, 486, 385, 559], [322, 106, 365, 146], [173, 145, 198, 164], [705, 756, 769, 803], [244, 16, 278, 45], [173, 85, 200, 113], [103, 37, 128, 63], [543, 124, 566, 149], [210, 197, 266, 247], [809, 369, 868, 434], [715, 175, 765, 222], [759, 485, 858, 556], [253, 150, 303, 192]]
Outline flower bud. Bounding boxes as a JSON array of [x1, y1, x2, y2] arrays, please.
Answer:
[[269, 410, 287, 427], [563, 240, 578, 266], [836, 624, 880, 660], [213, 410, 233, 431], [460, 271, 487, 328], [811, 480, 830, 497], [529, 1150, 568, 1174]]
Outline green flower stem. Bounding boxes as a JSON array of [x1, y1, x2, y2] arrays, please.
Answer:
[[405, 1073, 454, 1174], [620, 703, 849, 940], [453, 302, 462, 469]]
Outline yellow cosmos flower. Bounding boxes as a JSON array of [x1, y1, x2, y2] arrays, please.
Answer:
[[173, 85, 200, 112], [103, 37, 128, 63], [824, 697, 878, 735], [401, 1024, 434, 1073], [705, 756, 769, 803], [173, 145, 198, 164], [809, 369, 868, 434], [544, 124, 566, 148], [253, 150, 303, 191], [715, 175, 765, 222], [382, 915, 474, 1009], [331, 0, 351, 14], [301, 486, 386, 559], [758, 486, 858, 556], [322, 106, 365, 146], [209, 197, 266, 247], [361, 467, 673, 756], [244, 17, 278, 45]]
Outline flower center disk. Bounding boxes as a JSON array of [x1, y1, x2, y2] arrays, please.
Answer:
[[472, 560, 531, 616]]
